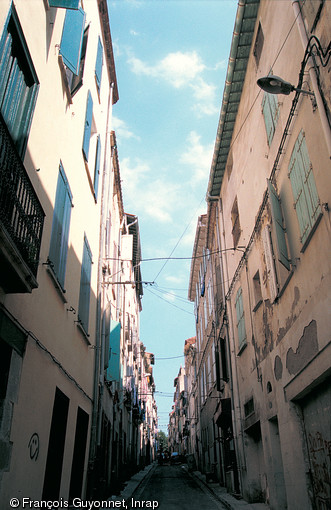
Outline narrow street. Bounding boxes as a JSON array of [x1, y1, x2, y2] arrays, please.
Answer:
[[130, 464, 226, 510]]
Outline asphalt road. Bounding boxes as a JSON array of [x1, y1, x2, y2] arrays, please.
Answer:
[[129, 464, 226, 510]]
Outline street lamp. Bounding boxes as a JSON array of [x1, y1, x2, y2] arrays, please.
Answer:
[[257, 74, 315, 97]]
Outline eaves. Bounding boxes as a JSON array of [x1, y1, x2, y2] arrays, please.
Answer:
[[207, 0, 260, 199]]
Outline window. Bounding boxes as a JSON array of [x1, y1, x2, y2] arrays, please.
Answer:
[[235, 287, 247, 352], [252, 270, 262, 311], [78, 235, 93, 334], [59, 7, 86, 75], [69, 26, 89, 96], [93, 135, 101, 199], [49, 1, 80, 8], [267, 179, 291, 270], [244, 397, 254, 418], [82, 90, 93, 161], [95, 36, 103, 96], [253, 22, 264, 66], [288, 130, 322, 248], [231, 197, 241, 248], [0, 6, 39, 157], [49, 163, 73, 289], [262, 91, 279, 146], [59, 7, 87, 99]]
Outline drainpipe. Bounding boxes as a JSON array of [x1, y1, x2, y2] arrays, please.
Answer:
[[88, 82, 114, 490], [292, 0, 331, 158], [216, 199, 246, 493]]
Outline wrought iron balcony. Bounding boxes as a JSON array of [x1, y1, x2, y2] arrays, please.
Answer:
[[0, 112, 45, 293]]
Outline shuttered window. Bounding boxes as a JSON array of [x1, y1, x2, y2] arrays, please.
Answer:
[[262, 92, 279, 146], [235, 287, 247, 351], [288, 131, 322, 246], [60, 7, 86, 75], [49, 0, 80, 9], [49, 164, 73, 289], [82, 90, 93, 161], [78, 235, 93, 334], [93, 135, 101, 198], [0, 7, 39, 157], [95, 36, 103, 94], [267, 179, 291, 270]]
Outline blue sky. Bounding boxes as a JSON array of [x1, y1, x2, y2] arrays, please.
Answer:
[[108, 0, 238, 432]]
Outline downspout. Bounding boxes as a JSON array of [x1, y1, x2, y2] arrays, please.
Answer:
[[216, 199, 246, 492], [292, 0, 331, 158], [88, 82, 114, 488]]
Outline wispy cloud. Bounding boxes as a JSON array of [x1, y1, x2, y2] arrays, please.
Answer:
[[180, 131, 214, 186], [127, 51, 220, 116], [112, 116, 140, 141], [120, 157, 180, 224], [128, 51, 205, 88]]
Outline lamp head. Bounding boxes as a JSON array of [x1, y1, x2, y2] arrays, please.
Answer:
[[257, 75, 294, 95]]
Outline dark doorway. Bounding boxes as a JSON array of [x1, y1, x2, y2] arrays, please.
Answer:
[[42, 387, 69, 499], [69, 406, 89, 500]]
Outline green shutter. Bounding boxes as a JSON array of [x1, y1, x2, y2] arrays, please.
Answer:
[[267, 180, 291, 270], [82, 90, 93, 161], [262, 92, 279, 146], [60, 7, 86, 75], [289, 131, 321, 245], [235, 287, 246, 349], [78, 235, 92, 333]]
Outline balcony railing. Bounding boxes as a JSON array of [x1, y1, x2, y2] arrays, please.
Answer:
[[0, 112, 45, 282]]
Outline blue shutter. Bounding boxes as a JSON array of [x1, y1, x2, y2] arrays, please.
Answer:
[[78, 235, 92, 332], [60, 7, 86, 75], [95, 37, 103, 93], [289, 131, 321, 245], [267, 180, 291, 270], [93, 135, 101, 197], [49, 164, 73, 288], [82, 90, 93, 161], [49, 0, 80, 9]]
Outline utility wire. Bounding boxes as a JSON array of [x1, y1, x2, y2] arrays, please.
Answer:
[[152, 196, 205, 282], [144, 287, 194, 316]]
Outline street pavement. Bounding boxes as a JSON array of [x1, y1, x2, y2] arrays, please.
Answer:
[[107, 462, 270, 510]]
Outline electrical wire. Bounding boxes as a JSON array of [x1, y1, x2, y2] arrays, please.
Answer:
[[144, 287, 194, 316]]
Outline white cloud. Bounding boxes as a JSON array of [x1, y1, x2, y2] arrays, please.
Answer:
[[128, 51, 205, 89], [180, 131, 214, 186], [112, 116, 140, 141], [120, 157, 180, 224], [127, 51, 220, 116]]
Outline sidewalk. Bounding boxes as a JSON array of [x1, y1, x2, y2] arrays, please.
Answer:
[[188, 468, 270, 510]]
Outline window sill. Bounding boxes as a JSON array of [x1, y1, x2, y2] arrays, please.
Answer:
[[46, 264, 67, 303], [253, 299, 262, 312], [300, 211, 323, 254], [237, 341, 247, 356], [76, 320, 91, 345]]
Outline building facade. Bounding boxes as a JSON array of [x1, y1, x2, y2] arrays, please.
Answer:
[[183, 0, 331, 509], [0, 1, 156, 505]]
